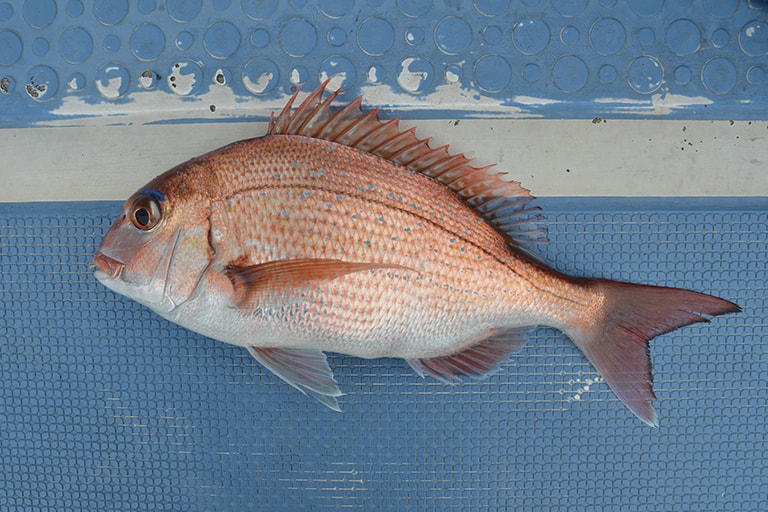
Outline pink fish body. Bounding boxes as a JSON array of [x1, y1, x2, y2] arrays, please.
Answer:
[[94, 84, 738, 425]]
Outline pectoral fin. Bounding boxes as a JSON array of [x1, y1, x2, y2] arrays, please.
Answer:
[[226, 258, 408, 308], [248, 346, 343, 411]]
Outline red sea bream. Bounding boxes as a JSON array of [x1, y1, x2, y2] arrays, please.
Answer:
[[93, 83, 739, 426]]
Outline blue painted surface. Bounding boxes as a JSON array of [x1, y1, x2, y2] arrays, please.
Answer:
[[0, 198, 765, 510], [0, 1, 767, 125]]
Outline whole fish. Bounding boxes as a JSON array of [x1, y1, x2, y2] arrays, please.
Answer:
[[94, 83, 739, 426]]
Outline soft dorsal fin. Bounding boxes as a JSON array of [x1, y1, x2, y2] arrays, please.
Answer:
[[268, 82, 546, 248]]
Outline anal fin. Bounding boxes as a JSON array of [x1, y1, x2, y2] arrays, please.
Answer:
[[247, 347, 343, 411], [407, 328, 530, 384]]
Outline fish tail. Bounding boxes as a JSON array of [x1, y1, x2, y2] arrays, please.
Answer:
[[566, 279, 739, 427]]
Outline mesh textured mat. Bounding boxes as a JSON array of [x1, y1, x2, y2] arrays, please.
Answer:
[[1, 199, 764, 511]]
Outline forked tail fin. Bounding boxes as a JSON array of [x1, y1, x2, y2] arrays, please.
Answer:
[[567, 279, 740, 427]]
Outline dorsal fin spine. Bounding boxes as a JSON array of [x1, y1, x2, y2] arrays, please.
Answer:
[[267, 82, 546, 249]]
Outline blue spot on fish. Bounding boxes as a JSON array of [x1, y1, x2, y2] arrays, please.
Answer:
[[336, 194, 345, 201], [141, 188, 165, 202], [274, 172, 282, 178], [280, 210, 289, 218]]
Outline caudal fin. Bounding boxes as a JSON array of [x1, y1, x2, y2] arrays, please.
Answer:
[[567, 279, 739, 427]]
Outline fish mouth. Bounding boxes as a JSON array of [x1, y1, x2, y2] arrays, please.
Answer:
[[93, 251, 124, 280]]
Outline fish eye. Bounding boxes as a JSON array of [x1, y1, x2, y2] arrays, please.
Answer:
[[128, 193, 163, 231]]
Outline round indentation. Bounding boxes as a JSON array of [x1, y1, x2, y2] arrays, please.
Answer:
[[103, 34, 121, 53], [397, 56, 434, 93], [703, 0, 737, 18], [242, 58, 279, 95], [590, 18, 626, 55], [674, 65, 691, 85], [628, 56, 663, 93], [599, 64, 617, 83], [175, 31, 194, 50], [638, 27, 655, 45], [131, 23, 165, 61], [552, 55, 588, 92], [628, 0, 663, 16], [0, 3, 12, 22], [0, 30, 23, 66], [712, 28, 729, 48], [94, 0, 128, 26], [739, 21, 768, 57], [204, 21, 240, 59], [23, 0, 56, 29], [281, 19, 317, 57], [405, 26, 425, 46], [552, 0, 587, 16], [358, 18, 394, 56], [397, 0, 432, 17], [66, 72, 86, 91], [702, 58, 737, 94], [168, 60, 203, 95], [319, 0, 353, 18], [320, 56, 356, 90], [435, 17, 472, 55], [66, 0, 84, 17], [522, 63, 540, 83], [445, 64, 463, 83], [32, 37, 49, 56], [138, 0, 156, 15], [60, 27, 93, 63], [96, 63, 129, 99], [289, 66, 307, 85], [666, 19, 701, 56], [167, 0, 201, 23], [26, 66, 58, 101], [747, 66, 765, 85], [250, 29, 270, 48], [328, 27, 346, 46], [513, 18, 550, 55], [474, 0, 510, 17], [243, 0, 277, 20], [474, 54, 511, 93], [561, 26, 579, 45], [367, 65, 385, 83], [138, 69, 159, 89], [0, 75, 14, 94], [482, 25, 502, 45]]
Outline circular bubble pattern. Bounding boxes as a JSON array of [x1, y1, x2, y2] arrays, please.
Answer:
[[0, 2, 763, 106]]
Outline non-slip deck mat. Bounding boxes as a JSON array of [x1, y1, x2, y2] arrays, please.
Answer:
[[0, 199, 764, 511]]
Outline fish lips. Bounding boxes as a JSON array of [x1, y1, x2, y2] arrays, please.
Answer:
[[93, 251, 124, 280]]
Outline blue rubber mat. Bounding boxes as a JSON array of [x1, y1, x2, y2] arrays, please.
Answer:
[[0, 199, 765, 511]]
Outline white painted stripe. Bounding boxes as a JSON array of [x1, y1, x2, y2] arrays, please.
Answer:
[[1, 119, 766, 202]]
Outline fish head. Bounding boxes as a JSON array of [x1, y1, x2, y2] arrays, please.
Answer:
[[94, 165, 214, 314]]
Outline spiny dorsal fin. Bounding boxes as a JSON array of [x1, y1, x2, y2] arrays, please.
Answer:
[[268, 82, 546, 248]]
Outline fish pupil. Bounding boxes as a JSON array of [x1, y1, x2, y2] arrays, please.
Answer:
[[135, 208, 150, 227]]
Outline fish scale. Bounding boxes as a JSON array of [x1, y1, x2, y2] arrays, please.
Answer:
[[94, 82, 739, 425]]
